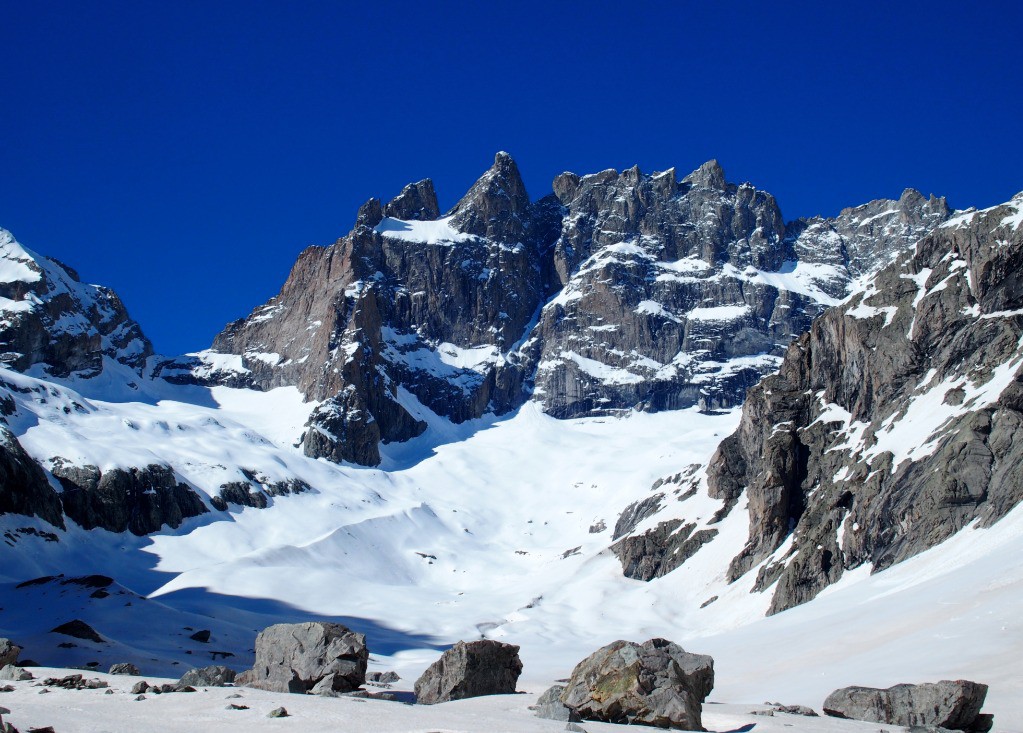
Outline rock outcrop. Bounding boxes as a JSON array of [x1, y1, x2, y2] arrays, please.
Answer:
[[237, 622, 367, 694], [0, 420, 64, 530], [51, 462, 207, 536], [823, 680, 991, 731], [0, 229, 152, 377], [413, 639, 522, 705], [615, 192, 1023, 614], [560, 638, 714, 730]]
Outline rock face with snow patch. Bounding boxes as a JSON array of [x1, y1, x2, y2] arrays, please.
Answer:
[[560, 638, 714, 730], [0, 229, 152, 377], [619, 192, 1023, 614], [822, 680, 990, 731], [413, 639, 523, 704], [238, 622, 367, 694], [185, 156, 948, 464]]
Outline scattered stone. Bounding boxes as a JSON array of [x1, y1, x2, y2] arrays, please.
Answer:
[[28, 727, 55, 733], [366, 671, 400, 684], [775, 704, 818, 716], [178, 665, 236, 688], [173, 685, 196, 693], [36, 689, 48, 694], [49, 620, 103, 643], [535, 684, 581, 722], [225, 693, 243, 699], [414, 640, 522, 704], [561, 638, 714, 730], [189, 630, 211, 643], [0, 666, 31, 682], [565, 724, 588, 733], [0, 641, 20, 668], [267, 707, 289, 718], [823, 681, 989, 731], [108, 663, 139, 676], [237, 622, 368, 694], [134, 694, 146, 701], [130, 681, 149, 694], [226, 703, 249, 710], [104, 688, 114, 695], [751, 709, 774, 716]]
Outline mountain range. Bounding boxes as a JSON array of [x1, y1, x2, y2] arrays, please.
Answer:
[[0, 155, 1021, 721]]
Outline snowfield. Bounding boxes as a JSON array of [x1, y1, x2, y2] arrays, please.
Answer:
[[0, 361, 1021, 730]]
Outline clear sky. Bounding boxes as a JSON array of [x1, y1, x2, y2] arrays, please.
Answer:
[[1, 1, 1021, 356]]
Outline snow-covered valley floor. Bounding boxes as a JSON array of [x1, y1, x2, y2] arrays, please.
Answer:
[[1, 367, 1021, 730]]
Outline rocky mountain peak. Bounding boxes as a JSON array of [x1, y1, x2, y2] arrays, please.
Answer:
[[683, 159, 728, 191], [448, 152, 532, 242], [383, 179, 440, 221]]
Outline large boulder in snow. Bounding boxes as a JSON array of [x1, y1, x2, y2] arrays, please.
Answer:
[[179, 665, 236, 688], [560, 638, 714, 730], [413, 640, 522, 704], [823, 680, 990, 731], [237, 622, 367, 694], [534, 684, 580, 722], [0, 640, 20, 668]]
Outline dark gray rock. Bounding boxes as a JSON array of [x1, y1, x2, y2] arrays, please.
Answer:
[[302, 387, 384, 466], [612, 519, 718, 581], [534, 684, 580, 722], [383, 179, 440, 222], [178, 665, 235, 687], [237, 622, 367, 694], [366, 670, 400, 684], [560, 638, 713, 730], [413, 640, 522, 705], [0, 641, 19, 669], [267, 706, 288, 718], [51, 462, 207, 536], [107, 663, 139, 676], [823, 680, 989, 731], [49, 620, 103, 643], [130, 681, 149, 694], [188, 629, 211, 643]]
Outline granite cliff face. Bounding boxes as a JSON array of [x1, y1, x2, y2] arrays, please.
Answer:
[[183, 154, 949, 464], [615, 192, 1023, 614]]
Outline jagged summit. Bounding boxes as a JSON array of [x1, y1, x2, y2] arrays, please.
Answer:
[[683, 159, 728, 191], [161, 155, 954, 463]]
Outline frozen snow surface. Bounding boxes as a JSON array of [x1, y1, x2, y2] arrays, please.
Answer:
[[0, 363, 1020, 730]]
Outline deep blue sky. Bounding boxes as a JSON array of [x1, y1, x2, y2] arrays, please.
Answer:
[[2, 2, 1021, 356]]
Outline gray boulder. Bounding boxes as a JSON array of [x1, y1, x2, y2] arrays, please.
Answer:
[[823, 680, 989, 731], [178, 665, 236, 687], [535, 684, 580, 722], [0, 640, 20, 668], [0, 665, 31, 681], [237, 622, 367, 694], [108, 663, 140, 676], [560, 638, 714, 730], [413, 640, 522, 704]]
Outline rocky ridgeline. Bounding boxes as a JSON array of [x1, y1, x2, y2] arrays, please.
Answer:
[[163, 154, 949, 464], [615, 193, 1023, 614]]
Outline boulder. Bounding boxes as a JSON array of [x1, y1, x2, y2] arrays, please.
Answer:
[[560, 638, 714, 730], [414, 640, 522, 704], [0, 641, 20, 668], [238, 622, 367, 694], [823, 680, 989, 731], [0, 666, 31, 682], [108, 663, 140, 676], [49, 619, 103, 643], [178, 665, 236, 687], [535, 684, 581, 722]]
